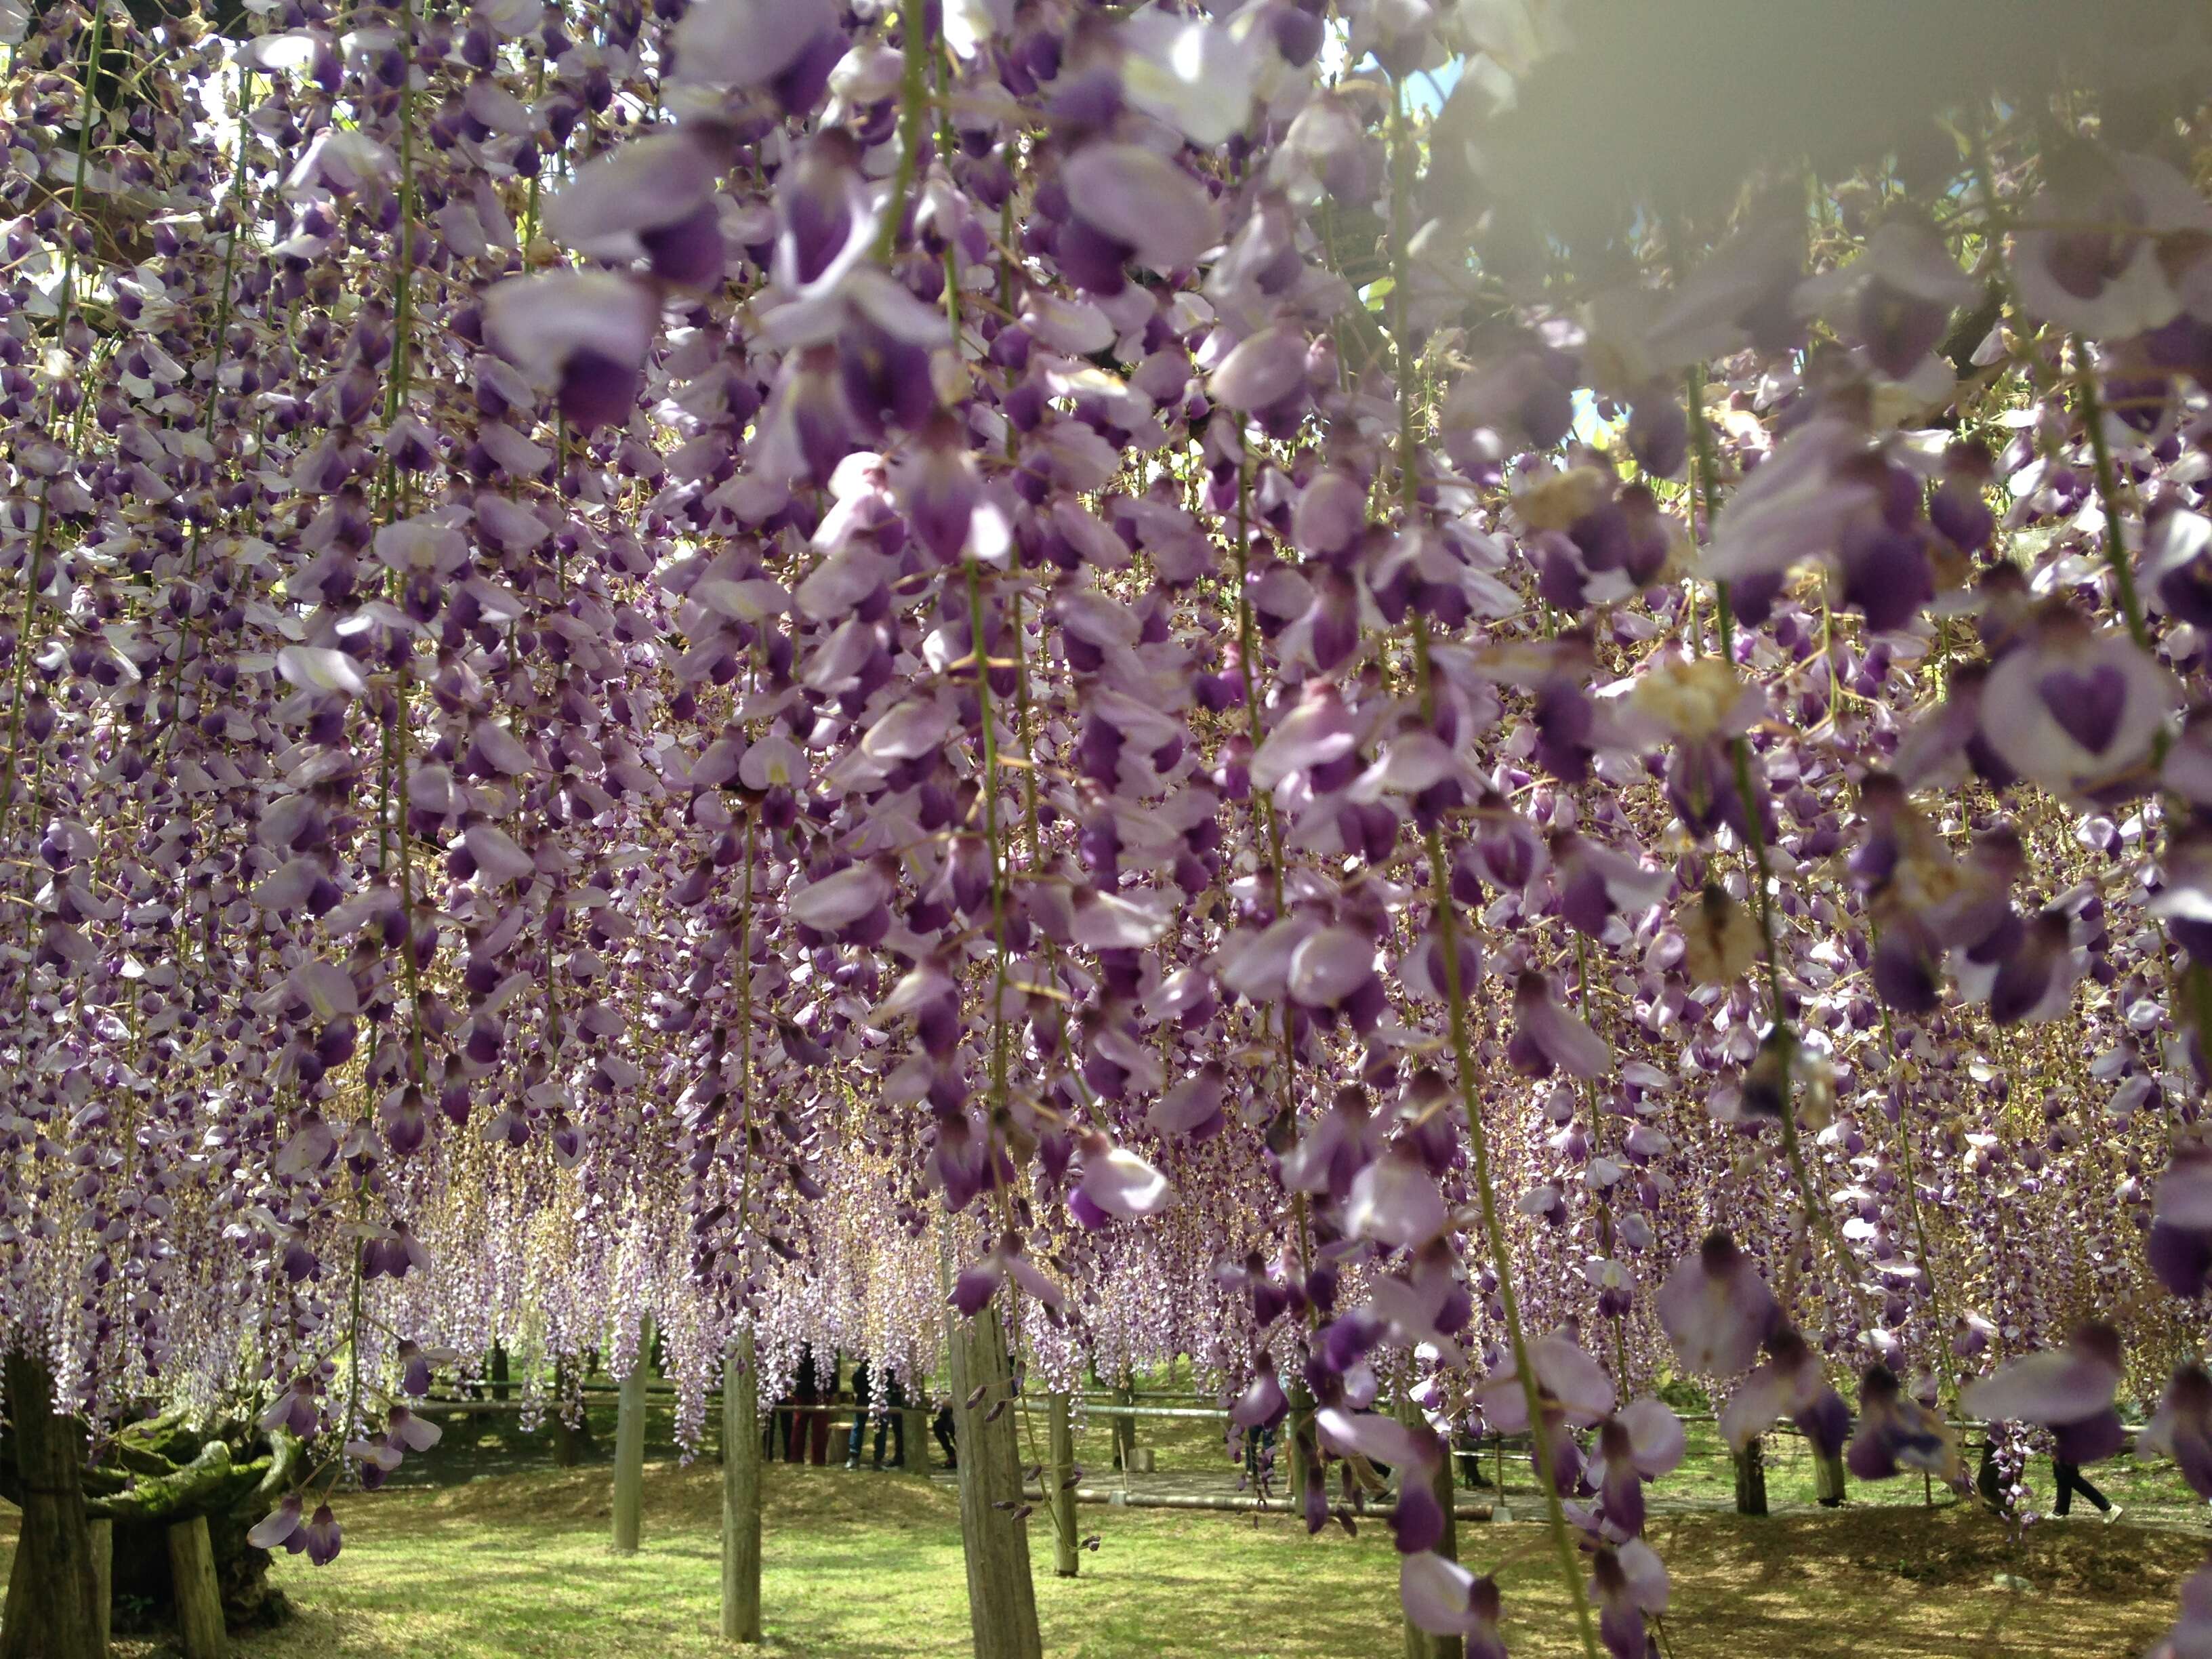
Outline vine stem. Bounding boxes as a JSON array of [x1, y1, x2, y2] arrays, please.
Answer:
[[1688, 369, 1877, 1332], [872, 0, 931, 265], [1231, 461, 1313, 1288], [1387, 79, 1599, 1659]]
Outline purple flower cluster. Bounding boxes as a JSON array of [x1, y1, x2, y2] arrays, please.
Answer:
[[5, 0, 2212, 1650]]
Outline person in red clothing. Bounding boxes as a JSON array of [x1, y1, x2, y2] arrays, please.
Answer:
[[785, 1346, 838, 1465]]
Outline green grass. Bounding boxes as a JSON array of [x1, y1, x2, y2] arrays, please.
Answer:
[[6, 1456, 2203, 1658]]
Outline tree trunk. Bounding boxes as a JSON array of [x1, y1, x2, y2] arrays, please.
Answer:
[[1, 1351, 104, 1659], [1734, 1437, 1768, 1517], [720, 1332, 762, 1645], [948, 1306, 1041, 1659], [552, 1359, 594, 1467], [1397, 1394, 1460, 1659], [1285, 1379, 1313, 1504], [1425, 1443, 1462, 1658], [166, 1515, 226, 1659], [612, 1315, 651, 1554], [1046, 1392, 1078, 1578], [489, 1345, 512, 1404], [89, 1519, 112, 1658], [1109, 1374, 1136, 1473], [900, 1400, 929, 1474]]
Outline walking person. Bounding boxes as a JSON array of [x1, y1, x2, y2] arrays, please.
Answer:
[[2052, 1456, 2121, 1523], [875, 1369, 907, 1470]]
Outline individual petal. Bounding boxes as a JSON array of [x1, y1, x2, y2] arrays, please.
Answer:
[[276, 646, 368, 695], [247, 1494, 304, 1550], [1699, 416, 1878, 584], [1959, 1336, 2121, 1428], [1980, 625, 2177, 794], [1208, 325, 1307, 412], [482, 272, 658, 432], [787, 862, 890, 931], [1618, 1397, 1686, 1477], [544, 129, 720, 256], [1316, 1406, 1426, 1470], [1148, 1064, 1225, 1137], [1118, 8, 1255, 146], [1286, 926, 1378, 1008], [1345, 1153, 1448, 1251], [1399, 1550, 1483, 1637], [463, 823, 537, 888], [1061, 143, 1222, 272], [1076, 1139, 1172, 1221], [672, 0, 838, 87]]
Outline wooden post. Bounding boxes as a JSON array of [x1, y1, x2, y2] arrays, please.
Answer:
[[901, 1391, 930, 1475], [89, 1517, 112, 1659], [1286, 1380, 1313, 1505], [1, 1352, 104, 1659], [166, 1515, 226, 1659], [1109, 1373, 1137, 1472], [612, 1315, 651, 1554], [1046, 1391, 1078, 1578], [1814, 1447, 1847, 1509], [1734, 1436, 1768, 1517], [552, 1357, 594, 1467], [1397, 1393, 1460, 1659], [1427, 1443, 1461, 1658], [720, 1330, 762, 1644], [949, 1305, 1042, 1659]]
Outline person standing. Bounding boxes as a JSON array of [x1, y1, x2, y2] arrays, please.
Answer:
[[789, 1346, 836, 1467], [808, 1350, 840, 1465], [933, 1401, 958, 1470], [846, 1359, 874, 1469], [846, 1362, 907, 1469]]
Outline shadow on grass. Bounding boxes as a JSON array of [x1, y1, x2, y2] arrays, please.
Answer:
[[3, 1457, 2197, 1658]]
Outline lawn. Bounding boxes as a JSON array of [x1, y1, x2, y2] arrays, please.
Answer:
[[5, 1454, 2207, 1658]]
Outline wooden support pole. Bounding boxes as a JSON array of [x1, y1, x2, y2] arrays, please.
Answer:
[[89, 1518, 112, 1659], [901, 1396, 930, 1474], [1397, 1393, 1460, 1659], [949, 1305, 1041, 1659], [720, 1330, 762, 1644], [166, 1515, 226, 1659], [1734, 1436, 1768, 1517], [1046, 1391, 1078, 1578], [1, 1352, 104, 1659], [1427, 1443, 1462, 1658], [1109, 1374, 1136, 1472], [1286, 1380, 1313, 1504], [1814, 1447, 1847, 1509], [612, 1314, 651, 1554]]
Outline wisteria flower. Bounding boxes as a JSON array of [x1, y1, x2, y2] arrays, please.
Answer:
[[1959, 1322, 2125, 1465], [1978, 615, 2177, 798], [483, 272, 659, 433]]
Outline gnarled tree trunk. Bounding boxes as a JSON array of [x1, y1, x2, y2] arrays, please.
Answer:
[[2, 1351, 104, 1659]]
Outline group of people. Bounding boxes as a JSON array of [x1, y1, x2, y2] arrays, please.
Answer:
[[764, 1346, 959, 1473]]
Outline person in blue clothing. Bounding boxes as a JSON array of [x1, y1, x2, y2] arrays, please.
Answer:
[[844, 1360, 907, 1470]]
